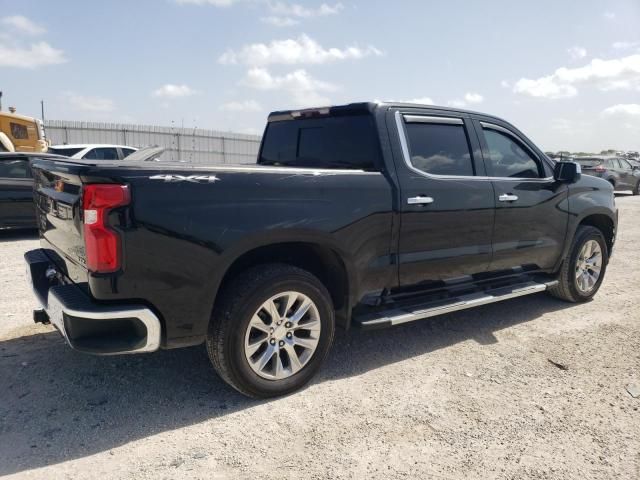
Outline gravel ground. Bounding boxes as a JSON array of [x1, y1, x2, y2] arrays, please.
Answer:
[[1, 196, 639, 480]]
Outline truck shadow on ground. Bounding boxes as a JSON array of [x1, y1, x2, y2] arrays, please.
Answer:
[[0, 229, 39, 243], [0, 293, 575, 475]]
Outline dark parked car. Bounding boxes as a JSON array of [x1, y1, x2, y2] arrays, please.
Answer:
[[576, 156, 640, 195], [0, 152, 66, 229], [25, 102, 618, 398]]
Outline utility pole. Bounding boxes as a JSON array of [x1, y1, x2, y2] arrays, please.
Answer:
[[41, 100, 45, 122], [0, 91, 3, 111]]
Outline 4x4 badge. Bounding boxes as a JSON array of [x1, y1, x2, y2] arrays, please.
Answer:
[[149, 174, 220, 183]]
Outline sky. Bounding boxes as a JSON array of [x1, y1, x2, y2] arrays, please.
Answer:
[[0, 0, 639, 152]]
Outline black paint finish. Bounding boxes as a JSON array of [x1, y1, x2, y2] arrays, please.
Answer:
[[28, 102, 618, 349]]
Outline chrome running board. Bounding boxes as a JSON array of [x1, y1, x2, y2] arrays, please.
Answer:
[[354, 280, 558, 330]]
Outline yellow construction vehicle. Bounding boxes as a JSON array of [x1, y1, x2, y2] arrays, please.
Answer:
[[0, 107, 48, 153]]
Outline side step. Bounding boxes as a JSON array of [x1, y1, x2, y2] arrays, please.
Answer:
[[353, 280, 558, 330]]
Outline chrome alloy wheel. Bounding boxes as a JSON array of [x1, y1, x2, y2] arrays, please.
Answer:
[[575, 240, 603, 294], [244, 291, 321, 380]]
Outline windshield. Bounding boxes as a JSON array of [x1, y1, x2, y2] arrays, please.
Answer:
[[575, 158, 603, 167], [49, 147, 84, 157], [123, 146, 165, 162], [258, 114, 381, 170]]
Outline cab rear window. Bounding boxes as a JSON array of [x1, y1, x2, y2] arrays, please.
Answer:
[[258, 115, 381, 171]]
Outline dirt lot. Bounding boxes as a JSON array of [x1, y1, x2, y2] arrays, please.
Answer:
[[0, 196, 638, 480]]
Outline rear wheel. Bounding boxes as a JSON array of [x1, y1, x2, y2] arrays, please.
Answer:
[[548, 226, 608, 302], [206, 264, 335, 398], [633, 179, 640, 195]]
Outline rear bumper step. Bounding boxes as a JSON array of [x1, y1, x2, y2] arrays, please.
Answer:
[[24, 249, 161, 355], [354, 280, 558, 330]]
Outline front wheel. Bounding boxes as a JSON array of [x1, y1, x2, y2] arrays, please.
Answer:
[[548, 225, 608, 302], [206, 264, 335, 398]]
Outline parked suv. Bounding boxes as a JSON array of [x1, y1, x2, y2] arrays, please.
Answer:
[[576, 156, 640, 194], [25, 102, 618, 398]]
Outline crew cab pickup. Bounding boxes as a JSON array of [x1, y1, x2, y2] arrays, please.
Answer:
[[25, 102, 618, 398]]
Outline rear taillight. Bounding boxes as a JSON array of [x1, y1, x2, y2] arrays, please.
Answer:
[[595, 165, 607, 173], [82, 184, 130, 273]]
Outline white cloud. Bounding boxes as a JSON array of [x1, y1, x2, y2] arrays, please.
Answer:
[[447, 99, 467, 108], [464, 92, 483, 104], [602, 104, 640, 116], [267, 2, 343, 18], [219, 99, 263, 112], [404, 97, 434, 105], [604, 11, 616, 20], [568, 46, 587, 60], [500, 80, 510, 88], [1, 15, 46, 35], [260, 16, 299, 27], [219, 34, 382, 66], [613, 41, 640, 50], [66, 93, 115, 112], [0, 41, 66, 68], [243, 67, 337, 106], [513, 54, 640, 99], [446, 93, 483, 108], [152, 84, 198, 98]]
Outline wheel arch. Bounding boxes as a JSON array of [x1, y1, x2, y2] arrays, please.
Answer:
[[578, 213, 615, 256], [213, 241, 354, 329]]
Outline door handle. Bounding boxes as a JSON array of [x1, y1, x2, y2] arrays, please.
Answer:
[[407, 196, 434, 205], [498, 194, 519, 202]]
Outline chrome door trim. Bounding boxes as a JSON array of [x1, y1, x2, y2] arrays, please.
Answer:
[[407, 196, 434, 205], [394, 110, 554, 183], [404, 115, 464, 125]]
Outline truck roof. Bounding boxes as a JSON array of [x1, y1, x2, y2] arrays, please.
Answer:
[[267, 101, 509, 124]]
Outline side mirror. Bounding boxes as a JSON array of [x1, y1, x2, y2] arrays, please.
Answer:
[[554, 161, 581, 183]]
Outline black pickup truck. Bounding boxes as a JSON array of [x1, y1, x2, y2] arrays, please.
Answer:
[[25, 102, 617, 398]]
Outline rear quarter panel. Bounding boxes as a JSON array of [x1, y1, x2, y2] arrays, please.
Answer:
[[88, 166, 395, 345]]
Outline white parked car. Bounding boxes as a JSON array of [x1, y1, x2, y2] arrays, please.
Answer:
[[48, 144, 137, 160]]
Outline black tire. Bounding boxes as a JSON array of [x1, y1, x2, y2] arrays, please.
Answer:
[[206, 263, 335, 398], [548, 225, 608, 303], [633, 179, 640, 196]]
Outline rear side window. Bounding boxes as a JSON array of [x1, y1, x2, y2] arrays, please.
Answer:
[[10, 123, 29, 140], [84, 148, 119, 160], [483, 128, 541, 178], [0, 159, 30, 178], [121, 148, 136, 158], [258, 115, 381, 170], [404, 122, 474, 176]]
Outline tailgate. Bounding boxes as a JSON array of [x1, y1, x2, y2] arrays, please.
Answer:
[[31, 159, 91, 283]]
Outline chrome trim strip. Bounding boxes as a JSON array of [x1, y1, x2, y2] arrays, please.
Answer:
[[479, 121, 514, 136], [407, 196, 434, 205], [403, 115, 463, 125], [394, 110, 555, 182], [30, 283, 161, 355], [359, 281, 558, 327]]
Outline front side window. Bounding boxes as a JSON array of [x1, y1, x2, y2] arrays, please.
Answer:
[[404, 121, 474, 176], [10, 123, 29, 140], [258, 114, 381, 170], [83, 148, 119, 160], [483, 128, 541, 178], [0, 159, 30, 178]]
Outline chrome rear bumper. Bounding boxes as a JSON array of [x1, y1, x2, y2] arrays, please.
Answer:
[[25, 249, 161, 355]]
